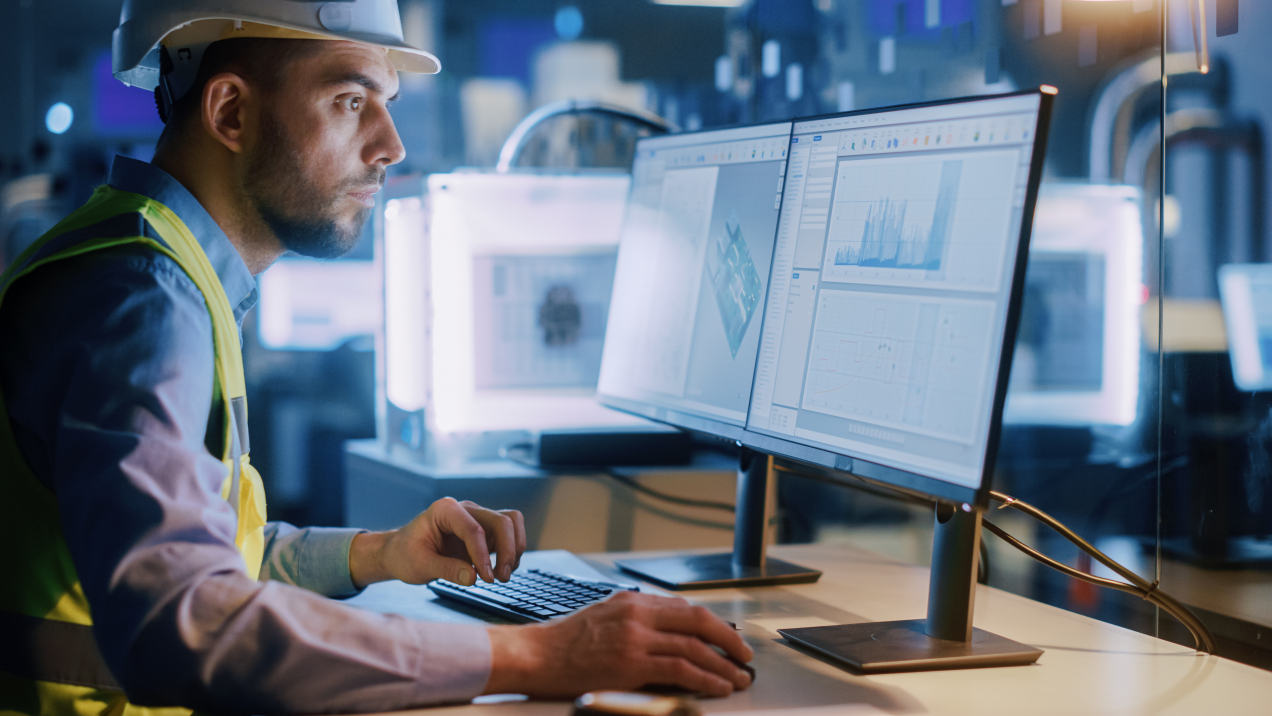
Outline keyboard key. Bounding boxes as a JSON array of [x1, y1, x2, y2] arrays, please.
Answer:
[[463, 587, 519, 606]]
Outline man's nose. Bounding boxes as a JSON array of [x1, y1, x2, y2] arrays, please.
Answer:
[[366, 108, 407, 167]]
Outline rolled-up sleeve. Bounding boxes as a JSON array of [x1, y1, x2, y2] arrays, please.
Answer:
[[0, 248, 492, 714], [260, 523, 365, 598]]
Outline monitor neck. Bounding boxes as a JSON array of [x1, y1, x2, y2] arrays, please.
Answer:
[[927, 503, 982, 642], [733, 447, 770, 569]]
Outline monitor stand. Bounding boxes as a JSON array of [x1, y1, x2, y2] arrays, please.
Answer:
[[779, 503, 1043, 673], [615, 448, 823, 590]]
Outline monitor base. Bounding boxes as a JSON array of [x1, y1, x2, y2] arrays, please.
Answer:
[[616, 552, 822, 590], [779, 619, 1043, 674]]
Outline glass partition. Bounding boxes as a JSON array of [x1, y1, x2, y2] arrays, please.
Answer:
[[1158, 0, 1271, 668]]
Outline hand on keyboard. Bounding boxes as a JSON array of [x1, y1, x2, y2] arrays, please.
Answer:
[[483, 591, 753, 699], [349, 498, 527, 588]]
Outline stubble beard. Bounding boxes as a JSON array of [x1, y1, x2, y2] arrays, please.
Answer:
[[242, 110, 383, 259]]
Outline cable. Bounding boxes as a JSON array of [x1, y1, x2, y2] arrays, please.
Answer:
[[499, 441, 736, 516], [602, 471, 736, 514], [978, 535, 991, 586], [772, 461, 990, 582], [772, 462, 935, 509], [988, 490, 1216, 654]]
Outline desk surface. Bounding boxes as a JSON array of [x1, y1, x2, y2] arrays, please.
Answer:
[[347, 544, 1272, 716]]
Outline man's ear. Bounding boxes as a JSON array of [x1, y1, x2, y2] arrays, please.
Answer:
[[201, 72, 251, 154]]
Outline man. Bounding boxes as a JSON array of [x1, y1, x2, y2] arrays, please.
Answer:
[[0, 1, 752, 713]]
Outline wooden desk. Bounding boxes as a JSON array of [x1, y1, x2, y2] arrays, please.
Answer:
[[346, 544, 1272, 715]]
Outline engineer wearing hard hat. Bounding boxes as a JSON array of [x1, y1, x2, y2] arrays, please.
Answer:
[[0, 1, 752, 713]]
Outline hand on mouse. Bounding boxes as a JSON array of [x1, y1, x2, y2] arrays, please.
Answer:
[[485, 591, 754, 698]]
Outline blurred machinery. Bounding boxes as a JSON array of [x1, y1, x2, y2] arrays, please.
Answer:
[[379, 103, 674, 467], [1005, 183, 1145, 430]]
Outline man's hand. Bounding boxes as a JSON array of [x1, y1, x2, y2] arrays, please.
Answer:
[[349, 498, 527, 588], [485, 591, 754, 699]]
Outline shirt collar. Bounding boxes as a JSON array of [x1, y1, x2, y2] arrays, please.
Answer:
[[107, 156, 258, 326]]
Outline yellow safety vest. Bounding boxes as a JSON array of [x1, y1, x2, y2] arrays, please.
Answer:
[[0, 186, 268, 715]]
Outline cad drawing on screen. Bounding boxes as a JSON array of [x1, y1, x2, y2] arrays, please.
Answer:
[[708, 210, 764, 358], [801, 290, 995, 444]]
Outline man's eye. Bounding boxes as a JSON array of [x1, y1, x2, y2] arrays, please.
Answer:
[[346, 97, 362, 111]]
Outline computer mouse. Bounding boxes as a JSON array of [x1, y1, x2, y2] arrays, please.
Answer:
[[720, 648, 757, 685], [641, 645, 755, 696]]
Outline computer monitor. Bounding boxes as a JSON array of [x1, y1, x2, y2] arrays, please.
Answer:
[[740, 90, 1055, 672], [743, 91, 1051, 505], [598, 122, 823, 588], [1004, 183, 1144, 427], [598, 122, 793, 441], [1219, 263, 1272, 391]]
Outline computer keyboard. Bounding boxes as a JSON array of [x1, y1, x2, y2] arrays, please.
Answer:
[[428, 568, 639, 623]]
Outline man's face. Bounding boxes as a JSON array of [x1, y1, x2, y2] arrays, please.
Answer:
[[241, 42, 405, 259]]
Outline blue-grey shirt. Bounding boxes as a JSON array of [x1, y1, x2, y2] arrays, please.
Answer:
[[0, 157, 490, 712]]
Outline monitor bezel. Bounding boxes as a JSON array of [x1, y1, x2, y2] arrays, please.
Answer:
[[739, 89, 1057, 509], [596, 120, 794, 442]]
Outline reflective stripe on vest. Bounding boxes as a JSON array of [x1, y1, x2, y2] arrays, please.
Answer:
[[0, 186, 268, 714]]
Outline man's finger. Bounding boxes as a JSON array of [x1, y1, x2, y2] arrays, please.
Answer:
[[500, 509, 527, 570], [648, 632, 750, 689], [643, 655, 732, 697], [430, 556, 479, 586], [436, 500, 494, 582], [650, 602, 753, 663], [466, 504, 517, 582]]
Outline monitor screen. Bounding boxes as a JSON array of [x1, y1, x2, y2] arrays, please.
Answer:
[[1219, 263, 1272, 392], [598, 122, 793, 439], [743, 92, 1050, 502]]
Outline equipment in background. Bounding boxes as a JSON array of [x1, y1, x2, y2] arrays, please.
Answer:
[[258, 258, 380, 351], [1219, 263, 1272, 392], [496, 100, 677, 174], [535, 427, 693, 469], [1004, 183, 1145, 427], [429, 568, 637, 623], [380, 171, 652, 466]]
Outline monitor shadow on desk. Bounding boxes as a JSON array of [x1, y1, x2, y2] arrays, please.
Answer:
[[698, 591, 924, 713]]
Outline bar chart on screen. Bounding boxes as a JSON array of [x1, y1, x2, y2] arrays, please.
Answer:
[[801, 289, 996, 443], [821, 149, 1020, 292]]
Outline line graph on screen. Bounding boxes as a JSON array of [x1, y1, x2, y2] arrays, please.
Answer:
[[801, 290, 996, 443]]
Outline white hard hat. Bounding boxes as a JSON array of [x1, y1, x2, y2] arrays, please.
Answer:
[[114, 0, 441, 121]]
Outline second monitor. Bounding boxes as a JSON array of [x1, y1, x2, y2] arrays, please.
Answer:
[[598, 121, 822, 588]]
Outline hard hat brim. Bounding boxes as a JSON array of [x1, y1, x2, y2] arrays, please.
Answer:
[[114, 15, 441, 91]]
